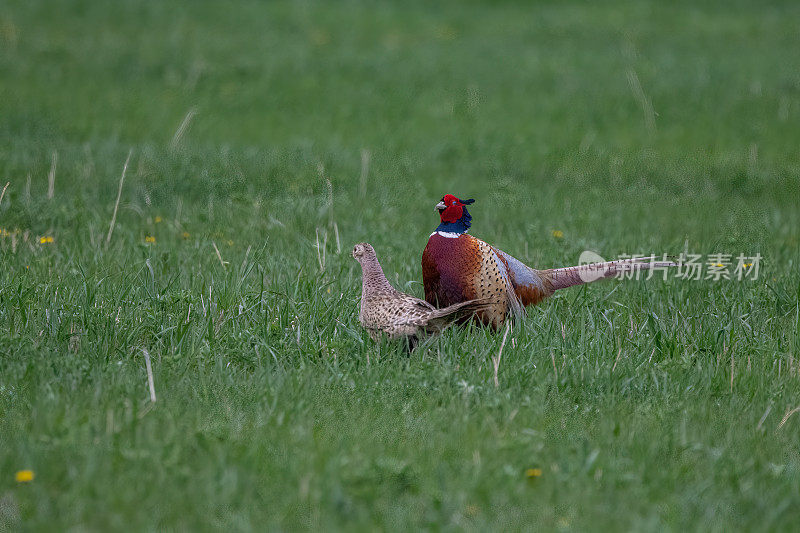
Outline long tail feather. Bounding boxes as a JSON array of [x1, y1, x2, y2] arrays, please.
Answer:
[[539, 257, 677, 291]]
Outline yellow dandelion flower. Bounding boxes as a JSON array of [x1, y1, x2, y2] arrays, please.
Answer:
[[714, 263, 723, 268], [154, 216, 163, 224], [15, 470, 34, 482], [39, 236, 54, 244], [744, 263, 752, 268], [181, 231, 190, 239], [525, 468, 542, 478], [145, 236, 156, 243], [551, 230, 564, 239]]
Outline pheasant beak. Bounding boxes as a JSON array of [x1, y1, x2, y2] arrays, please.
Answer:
[[435, 200, 447, 213]]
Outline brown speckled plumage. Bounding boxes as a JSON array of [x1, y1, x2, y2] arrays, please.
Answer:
[[353, 242, 489, 346]]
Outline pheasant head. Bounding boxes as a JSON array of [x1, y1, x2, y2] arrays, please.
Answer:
[[352, 242, 376, 262], [435, 194, 475, 234], [353, 242, 392, 293]]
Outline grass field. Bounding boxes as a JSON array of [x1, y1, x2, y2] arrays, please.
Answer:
[[2, 0, 800, 530]]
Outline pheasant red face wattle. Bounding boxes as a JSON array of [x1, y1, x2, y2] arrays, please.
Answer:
[[438, 194, 464, 223]]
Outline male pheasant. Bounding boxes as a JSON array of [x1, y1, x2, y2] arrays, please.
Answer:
[[421, 194, 676, 329], [353, 242, 490, 347]]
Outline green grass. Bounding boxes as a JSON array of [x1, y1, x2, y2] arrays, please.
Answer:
[[2, 0, 800, 530]]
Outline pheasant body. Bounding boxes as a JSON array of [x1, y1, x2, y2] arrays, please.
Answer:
[[422, 194, 676, 329], [353, 242, 488, 345], [422, 232, 527, 329]]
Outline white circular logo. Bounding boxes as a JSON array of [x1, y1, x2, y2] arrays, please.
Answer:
[[578, 250, 608, 282]]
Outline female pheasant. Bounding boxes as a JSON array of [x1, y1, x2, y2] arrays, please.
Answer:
[[421, 194, 676, 329], [353, 242, 490, 347]]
